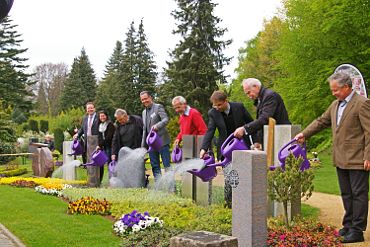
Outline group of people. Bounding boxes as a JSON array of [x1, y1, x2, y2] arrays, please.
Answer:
[[74, 73, 369, 244]]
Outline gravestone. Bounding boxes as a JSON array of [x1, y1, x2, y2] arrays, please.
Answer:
[[263, 124, 301, 219], [232, 150, 267, 247], [31, 145, 53, 177], [62, 141, 74, 164], [86, 135, 100, 187], [181, 135, 211, 205]]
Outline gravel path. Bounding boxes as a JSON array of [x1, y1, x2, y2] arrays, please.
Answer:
[[304, 192, 370, 246], [0, 224, 26, 247]]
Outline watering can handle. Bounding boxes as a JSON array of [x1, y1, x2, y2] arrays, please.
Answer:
[[278, 138, 298, 158], [221, 133, 236, 151]]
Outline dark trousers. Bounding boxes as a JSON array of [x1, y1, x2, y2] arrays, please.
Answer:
[[336, 167, 369, 232]]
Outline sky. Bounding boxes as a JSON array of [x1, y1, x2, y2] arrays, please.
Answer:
[[9, 0, 282, 82]]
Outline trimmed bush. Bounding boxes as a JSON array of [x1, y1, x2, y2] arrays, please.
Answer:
[[28, 119, 39, 133], [54, 128, 64, 153], [0, 168, 27, 177], [39, 120, 49, 133]]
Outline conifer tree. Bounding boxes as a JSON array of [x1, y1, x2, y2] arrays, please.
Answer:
[[0, 17, 33, 114], [60, 48, 97, 111], [116, 22, 138, 114], [36, 81, 48, 114], [162, 0, 232, 116]]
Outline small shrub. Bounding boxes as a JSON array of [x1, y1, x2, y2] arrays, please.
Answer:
[[0, 141, 16, 164], [68, 196, 111, 215]]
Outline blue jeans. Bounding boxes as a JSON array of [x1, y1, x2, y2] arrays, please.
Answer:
[[149, 144, 171, 180]]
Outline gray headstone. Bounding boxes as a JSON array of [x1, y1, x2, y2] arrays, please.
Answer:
[[183, 135, 195, 159], [86, 135, 100, 187], [232, 150, 267, 247], [63, 141, 75, 165], [170, 231, 238, 247]]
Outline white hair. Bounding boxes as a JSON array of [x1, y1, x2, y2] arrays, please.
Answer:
[[114, 108, 127, 117], [172, 96, 187, 105], [242, 78, 262, 87]]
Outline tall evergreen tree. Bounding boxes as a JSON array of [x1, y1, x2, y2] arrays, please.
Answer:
[[0, 17, 33, 115], [162, 0, 232, 116], [116, 22, 138, 114], [134, 19, 157, 112], [60, 48, 97, 111], [95, 41, 124, 116]]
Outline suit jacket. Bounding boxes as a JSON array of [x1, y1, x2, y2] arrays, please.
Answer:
[[77, 113, 100, 150], [141, 103, 171, 148], [201, 102, 254, 159], [244, 87, 291, 143], [302, 93, 370, 169]]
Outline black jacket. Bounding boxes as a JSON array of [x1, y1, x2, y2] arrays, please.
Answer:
[[201, 102, 254, 159], [244, 87, 291, 143], [111, 115, 143, 156], [98, 121, 115, 149]]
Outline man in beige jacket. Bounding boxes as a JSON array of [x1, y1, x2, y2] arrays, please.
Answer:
[[295, 72, 370, 243]]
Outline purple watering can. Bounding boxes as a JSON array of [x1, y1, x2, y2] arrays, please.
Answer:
[[146, 128, 162, 152], [108, 160, 116, 177], [85, 149, 108, 167], [68, 139, 84, 156], [187, 153, 217, 182], [207, 134, 249, 168], [269, 138, 310, 171], [171, 145, 182, 163]]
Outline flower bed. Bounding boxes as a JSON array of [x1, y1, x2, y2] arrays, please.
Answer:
[[35, 183, 72, 196], [0, 177, 86, 186], [113, 210, 163, 237], [67, 196, 111, 215]]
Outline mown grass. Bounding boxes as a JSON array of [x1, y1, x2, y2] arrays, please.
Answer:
[[312, 150, 341, 195], [0, 185, 121, 247]]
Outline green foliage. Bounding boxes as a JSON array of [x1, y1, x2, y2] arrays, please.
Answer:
[[166, 116, 180, 144], [54, 128, 64, 153], [121, 226, 183, 247], [267, 154, 315, 226], [62, 188, 232, 235], [28, 119, 39, 133], [60, 48, 97, 111], [0, 103, 17, 143], [39, 120, 49, 133], [0, 141, 16, 164], [161, 0, 232, 116]]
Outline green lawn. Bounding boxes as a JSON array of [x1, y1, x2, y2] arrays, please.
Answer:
[[0, 185, 121, 247], [312, 150, 341, 195]]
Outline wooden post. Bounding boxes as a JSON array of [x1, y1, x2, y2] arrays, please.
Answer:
[[266, 118, 276, 167]]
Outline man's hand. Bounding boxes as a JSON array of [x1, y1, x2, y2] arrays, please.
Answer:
[[199, 149, 206, 159], [294, 133, 305, 144], [364, 160, 370, 171], [233, 126, 245, 138], [111, 155, 116, 161], [253, 142, 262, 150], [152, 125, 158, 131], [73, 133, 78, 140]]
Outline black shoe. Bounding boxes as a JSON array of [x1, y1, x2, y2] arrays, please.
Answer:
[[341, 231, 364, 243], [338, 228, 349, 237]]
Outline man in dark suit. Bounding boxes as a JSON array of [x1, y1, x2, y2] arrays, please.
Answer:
[[74, 102, 100, 186], [295, 72, 370, 243], [234, 78, 291, 147], [199, 90, 254, 208], [140, 91, 171, 181]]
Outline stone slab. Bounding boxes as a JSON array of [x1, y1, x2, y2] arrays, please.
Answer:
[[170, 231, 238, 247]]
